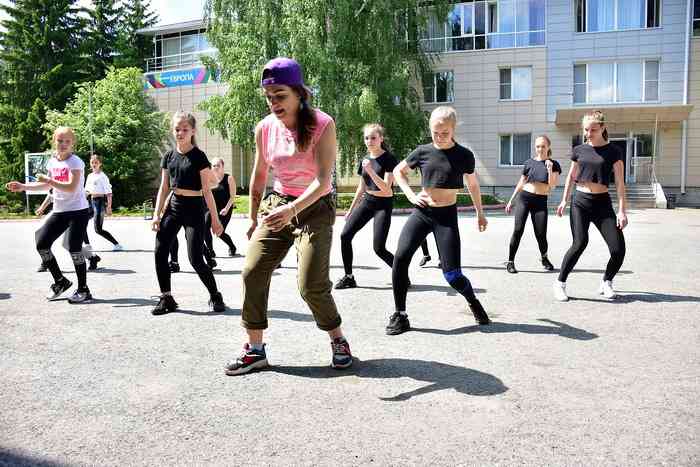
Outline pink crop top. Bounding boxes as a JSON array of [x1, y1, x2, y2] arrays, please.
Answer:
[[258, 109, 333, 197]]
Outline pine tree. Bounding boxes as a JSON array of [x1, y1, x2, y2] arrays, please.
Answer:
[[0, 0, 89, 111], [115, 0, 159, 70], [87, 0, 121, 78]]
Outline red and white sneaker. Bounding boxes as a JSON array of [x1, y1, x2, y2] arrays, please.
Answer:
[[224, 343, 268, 376], [331, 338, 353, 369]]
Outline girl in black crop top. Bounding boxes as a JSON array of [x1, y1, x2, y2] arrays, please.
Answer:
[[334, 124, 399, 289], [150, 111, 226, 315], [504, 135, 561, 273], [202, 157, 238, 266], [554, 111, 627, 302], [386, 106, 490, 336]]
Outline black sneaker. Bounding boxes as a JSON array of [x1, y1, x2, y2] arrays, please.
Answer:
[[468, 299, 491, 325], [334, 274, 357, 289], [419, 255, 431, 267], [385, 312, 410, 335], [506, 261, 517, 274], [48, 277, 73, 300], [37, 262, 47, 272], [331, 338, 353, 369], [541, 256, 554, 271], [206, 257, 217, 270], [224, 343, 268, 376], [88, 255, 101, 271], [209, 292, 226, 312], [68, 287, 93, 304], [169, 261, 180, 273], [151, 294, 178, 315], [228, 245, 237, 257]]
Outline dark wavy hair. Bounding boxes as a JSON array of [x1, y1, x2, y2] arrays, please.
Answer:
[[290, 85, 316, 152]]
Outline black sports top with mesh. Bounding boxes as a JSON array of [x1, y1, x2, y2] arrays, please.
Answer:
[[571, 143, 622, 187], [161, 147, 211, 191], [404, 143, 475, 189], [522, 158, 562, 184], [357, 151, 398, 191], [211, 173, 231, 209]]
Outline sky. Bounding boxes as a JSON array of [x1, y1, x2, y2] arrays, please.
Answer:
[[0, 1, 207, 27]]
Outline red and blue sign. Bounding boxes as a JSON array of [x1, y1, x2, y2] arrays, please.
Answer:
[[144, 66, 216, 89]]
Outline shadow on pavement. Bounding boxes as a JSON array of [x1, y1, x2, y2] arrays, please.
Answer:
[[574, 291, 700, 304], [93, 249, 153, 253], [459, 264, 633, 275], [270, 357, 508, 401], [0, 293, 9, 300], [92, 297, 155, 308], [0, 448, 66, 467], [180, 270, 246, 276], [172, 307, 314, 322], [92, 268, 136, 274], [412, 319, 598, 341], [407, 284, 486, 295], [329, 265, 380, 270]]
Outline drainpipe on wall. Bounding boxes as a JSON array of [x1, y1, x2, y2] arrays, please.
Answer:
[[682, 0, 692, 194]]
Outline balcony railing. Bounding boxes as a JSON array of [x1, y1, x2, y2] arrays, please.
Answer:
[[145, 49, 217, 73]]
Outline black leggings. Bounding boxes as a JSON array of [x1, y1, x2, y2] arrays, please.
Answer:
[[91, 196, 119, 245], [392, 205, 476, 312], [35, 208, 90, 288], [558, 191, 625, 282], [204, 211, 235, 257], [154, 195, 219, 295], [509, 191, 549, 261], [340, 193, 394, 275]]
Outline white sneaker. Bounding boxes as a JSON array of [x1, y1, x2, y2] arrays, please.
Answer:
[[112, 244, 124, 252], [553, 281, 569, 302], [598, 280, 617, 299]]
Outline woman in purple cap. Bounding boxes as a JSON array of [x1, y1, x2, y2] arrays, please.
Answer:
[[224, 57, 352, 376]]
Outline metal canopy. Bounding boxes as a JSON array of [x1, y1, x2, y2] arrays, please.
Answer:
[[555, 104, 694, 125]]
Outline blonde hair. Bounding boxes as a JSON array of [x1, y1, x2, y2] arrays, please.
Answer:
[[429, 106, 457, 128], [535, 135, 552, 158], [582, 110, 608, 140], [172, 111, 198, 146], [211, 157, 224, 167], [52, 126, 76, 149]]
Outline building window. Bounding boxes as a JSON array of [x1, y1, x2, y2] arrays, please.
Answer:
[[499, 67, 532, 100], [500, 133, 531, 166], [423, 71, 454, 103], [573, 60, 659, 104], [575, 0, 660, 32], [420, 0, 545, 53], [694, 0, 700, 36]]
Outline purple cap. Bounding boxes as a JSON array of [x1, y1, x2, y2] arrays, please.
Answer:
[[261, 57, 304, 87]]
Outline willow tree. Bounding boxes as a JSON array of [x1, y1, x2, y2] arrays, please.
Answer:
[[202, 0, 451, 176]]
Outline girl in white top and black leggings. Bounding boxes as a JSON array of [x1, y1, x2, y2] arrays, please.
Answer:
[[85, 154, 122, 251], [6, 127, 93, 303]]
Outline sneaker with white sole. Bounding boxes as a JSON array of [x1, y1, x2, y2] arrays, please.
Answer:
[[553, 281, 569, 302], [112, 244, 124, 252], [224, 343, 268, 376], [330, 338, 352, 369], [598, 280, 617, 299]]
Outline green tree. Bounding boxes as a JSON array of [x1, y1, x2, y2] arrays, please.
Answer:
[[0, 0, 89, 210], [87, 0, 122, 78], [202, 0, 451, 176], [0, 0, 88, 111], [45, 67, 169, 207], [115, 0, 159, 70]]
